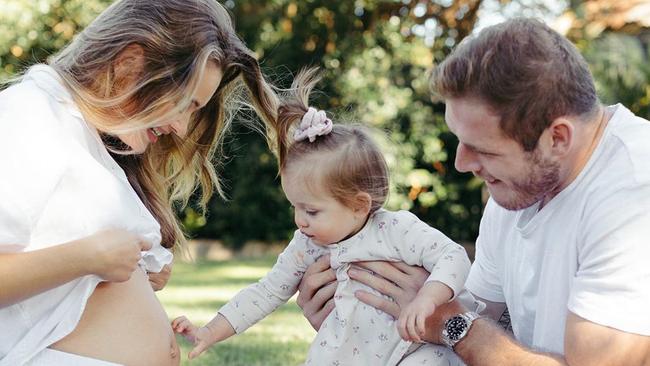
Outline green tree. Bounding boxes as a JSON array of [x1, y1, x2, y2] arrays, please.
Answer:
[[1, 0, 575, 249], [561, 0, 650, 120], [195, 1, 492, 247], [0, 0, 111, 79]]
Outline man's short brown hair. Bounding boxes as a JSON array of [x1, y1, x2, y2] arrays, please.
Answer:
[[432, 18, 599, 151]]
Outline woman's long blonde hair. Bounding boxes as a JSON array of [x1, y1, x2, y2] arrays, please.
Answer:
[[50, 0, 281, 249]]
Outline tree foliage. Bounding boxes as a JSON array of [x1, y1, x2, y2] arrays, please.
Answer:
[[197, 0, 489, 248], [563, 1, 650, 120], [5, 0, 639, 250]]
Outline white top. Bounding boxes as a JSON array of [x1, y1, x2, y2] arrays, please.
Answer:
[[466, 104, 650, 354], [0, 65, 173, 365], [219, 209, 472, 366]]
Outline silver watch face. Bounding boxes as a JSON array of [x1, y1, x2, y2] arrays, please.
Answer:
[[445, 315, 469, 341]]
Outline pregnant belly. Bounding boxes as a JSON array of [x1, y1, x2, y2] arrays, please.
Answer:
[[51, 269, 180, 366]]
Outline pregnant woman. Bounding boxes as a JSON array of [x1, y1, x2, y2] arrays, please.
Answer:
[[0, 0, 280, 364]]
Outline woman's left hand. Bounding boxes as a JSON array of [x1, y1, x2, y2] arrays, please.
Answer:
[[147, 264, 172, 291], [348, 261, 429, 318]]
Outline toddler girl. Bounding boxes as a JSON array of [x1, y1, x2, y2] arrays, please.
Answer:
[[172, 71, 475, 365]]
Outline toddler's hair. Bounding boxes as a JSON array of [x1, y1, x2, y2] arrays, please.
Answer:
[[276, 69, 389, 213]]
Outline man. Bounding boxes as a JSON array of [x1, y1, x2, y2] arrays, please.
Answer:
[[298, 18, 650, 365]]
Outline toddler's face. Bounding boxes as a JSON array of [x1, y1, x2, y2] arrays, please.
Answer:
[[281, 172, 366, 246]]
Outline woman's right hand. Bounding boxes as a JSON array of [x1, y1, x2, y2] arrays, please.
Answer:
[[82, 229, 152, 282], [296, 254, 337, 331]]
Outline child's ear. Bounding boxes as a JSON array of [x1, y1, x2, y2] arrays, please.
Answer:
[[353, 192, 372, 218]]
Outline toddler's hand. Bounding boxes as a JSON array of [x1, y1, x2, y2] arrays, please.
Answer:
[[397, 295, 436, 343], [171, 316, 214, 359], [397, 281, 453, 343]]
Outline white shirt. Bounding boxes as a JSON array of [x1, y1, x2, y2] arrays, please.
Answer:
[[0, 65, 173, 365], [466, 104, 650, 354], [219, 209, 473, 366]]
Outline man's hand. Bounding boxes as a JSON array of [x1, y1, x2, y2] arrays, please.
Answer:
[[348, 261, 429, 318], [297, 259, 429, 331], [147, 264, 172, 291], [296, 255, 337, 330]]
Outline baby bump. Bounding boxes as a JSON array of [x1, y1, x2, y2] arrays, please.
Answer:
[[51, 269, 180, 366]]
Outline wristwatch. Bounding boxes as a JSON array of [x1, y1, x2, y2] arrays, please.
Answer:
[[441, 311, 481, 348]]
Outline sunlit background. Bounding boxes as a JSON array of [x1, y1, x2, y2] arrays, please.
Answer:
[[2, 0, 650, 364]]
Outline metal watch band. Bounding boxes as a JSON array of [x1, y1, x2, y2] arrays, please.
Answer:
[[441, 311, 481, 349]]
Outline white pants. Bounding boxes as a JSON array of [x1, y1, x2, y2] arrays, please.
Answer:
[[24, 349, 122, 366]]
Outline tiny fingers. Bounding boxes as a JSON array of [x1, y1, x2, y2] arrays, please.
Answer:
[[188, 340, 210, 360], [407, 313, 421, 343], [171, 316, 194, 334], [171, 316, 187, 329], [416, 313, 427, 339]]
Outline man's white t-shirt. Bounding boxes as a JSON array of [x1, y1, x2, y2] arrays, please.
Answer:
[[0, 65, 173, 365], [466, 104, 650, 354]]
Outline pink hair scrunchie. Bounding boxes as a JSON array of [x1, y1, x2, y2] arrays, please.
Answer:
[[293, 107, 333, 142]]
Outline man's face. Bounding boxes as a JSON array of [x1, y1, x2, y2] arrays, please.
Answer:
[[445, 97, 560, 210]]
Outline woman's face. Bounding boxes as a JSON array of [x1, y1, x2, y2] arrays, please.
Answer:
[[117, 61, 223, 153]]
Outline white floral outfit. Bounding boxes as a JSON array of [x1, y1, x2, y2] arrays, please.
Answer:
[[220, 209, 474, 366]]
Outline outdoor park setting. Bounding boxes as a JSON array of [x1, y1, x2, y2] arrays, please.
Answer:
[[2, 0, 650, 364]]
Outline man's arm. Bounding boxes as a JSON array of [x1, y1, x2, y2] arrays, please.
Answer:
[[564, 312, 650, 366], [345, 266, 650, 366], [425, 300, 650, 366], [296, 259, 650, 365]]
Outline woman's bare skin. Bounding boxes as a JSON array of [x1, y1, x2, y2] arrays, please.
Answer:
[[51, 269, 179, 366]]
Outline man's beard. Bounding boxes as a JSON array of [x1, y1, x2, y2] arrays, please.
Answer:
[[497, 150, 560, 211]]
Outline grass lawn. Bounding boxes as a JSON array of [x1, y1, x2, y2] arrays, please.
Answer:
[[157, 256, 315, 365]]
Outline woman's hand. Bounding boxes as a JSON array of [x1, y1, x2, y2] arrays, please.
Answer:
[[83, 229, 152, 282], [147, 264, 172, 291], [296, 254, 337, 331], [348, 261, 429, 318]]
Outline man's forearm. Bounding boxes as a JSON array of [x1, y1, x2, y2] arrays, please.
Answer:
[[454, 318, 566, 365]]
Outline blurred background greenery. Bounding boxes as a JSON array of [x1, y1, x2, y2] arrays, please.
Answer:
[[2, 0, 649, 249], [3, 0, 650, 364]]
